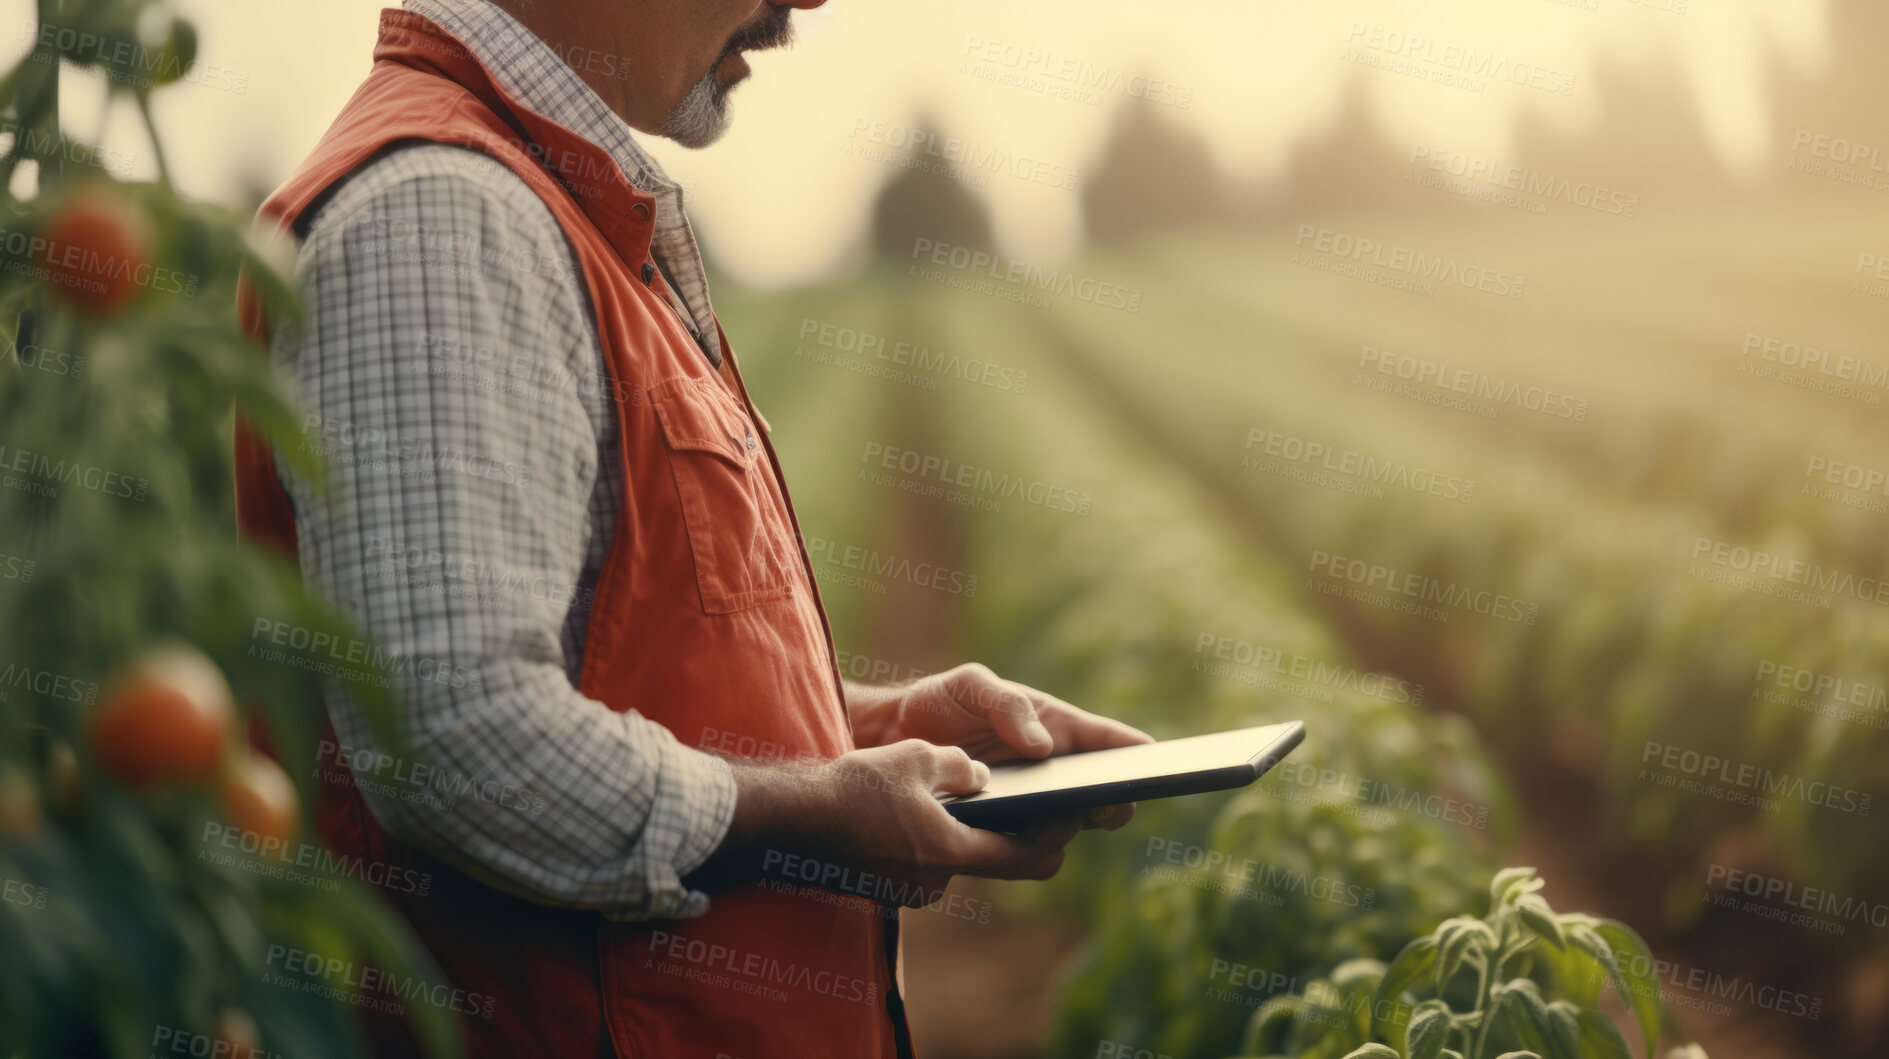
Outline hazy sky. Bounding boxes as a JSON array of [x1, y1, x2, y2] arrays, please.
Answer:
[[6, 0, 1829, 286]]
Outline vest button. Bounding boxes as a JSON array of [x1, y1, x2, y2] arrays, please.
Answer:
[[744, 429, 757, 451], [631, 201, 652, 222]]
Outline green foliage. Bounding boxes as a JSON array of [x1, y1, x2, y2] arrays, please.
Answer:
[[0, 3, 454, 1056], [1239, 868, 1700, 1059]]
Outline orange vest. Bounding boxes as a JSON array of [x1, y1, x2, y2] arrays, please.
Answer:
[[234, 11, 907, 1057]]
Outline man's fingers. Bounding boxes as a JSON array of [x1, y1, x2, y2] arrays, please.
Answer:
[[1013, 814, 1084, 847], [922, 743, 990, 796], [1012, 849, 1066, 881], [1055, 708, 1155, 754], [986, 685, 1052, 757], [1017, 687, 1152, 754], [949, 666, 1052, 756], [1082, 803, 1137, 831], [951, 826, 1071, 881]]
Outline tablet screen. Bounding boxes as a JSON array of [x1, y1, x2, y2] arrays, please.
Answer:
[[940, 721, 1303, 814]]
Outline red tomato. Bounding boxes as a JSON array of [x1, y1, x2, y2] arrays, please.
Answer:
[[88, 643, 234, 791], [38, 187, 151, 315], [221, 754, 299, 845]]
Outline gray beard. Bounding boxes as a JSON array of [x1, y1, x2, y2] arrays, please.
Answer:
[[656, 68, 731, 148]]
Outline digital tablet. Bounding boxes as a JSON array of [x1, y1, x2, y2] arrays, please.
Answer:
[[939, 721, 1305, 830]]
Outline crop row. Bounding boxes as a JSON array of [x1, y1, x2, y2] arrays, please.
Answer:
[[1029, 260, 1889, 908], [1135, 221, 1889, 585], [888, 286, 1514, 1059]]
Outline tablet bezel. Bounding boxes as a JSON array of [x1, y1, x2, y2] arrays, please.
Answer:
[[939, 720, 1305, 829]]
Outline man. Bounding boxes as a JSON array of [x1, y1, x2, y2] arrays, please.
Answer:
[[232, 1, 1151, 1056]]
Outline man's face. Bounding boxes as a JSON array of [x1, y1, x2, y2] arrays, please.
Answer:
[[648, 1, 799, 147], [500, 0, 811, 147]]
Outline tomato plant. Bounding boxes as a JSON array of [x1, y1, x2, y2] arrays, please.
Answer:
[[1240, 868, 1702, 1059], [0, 2, 454, 1056]]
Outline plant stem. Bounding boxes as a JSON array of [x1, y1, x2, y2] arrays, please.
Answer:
[[133, 92, 172, 189], [1469, 955, 1496, 1059], [35, 0, 61, 186], [1469, 923, 1513, 1059]]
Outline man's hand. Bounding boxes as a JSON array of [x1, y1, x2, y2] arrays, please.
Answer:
[[821, 740, 1081, 901], [702, 740, 1082, 906], [688, 668, 1153, 902], [848, 662, 1153, 832], [852, 662, 1154, 763]]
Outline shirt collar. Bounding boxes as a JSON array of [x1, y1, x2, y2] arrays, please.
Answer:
[[403, 0, 679, 198]]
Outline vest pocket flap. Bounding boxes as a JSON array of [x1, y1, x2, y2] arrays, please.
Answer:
[[648, 377, 757, 464]]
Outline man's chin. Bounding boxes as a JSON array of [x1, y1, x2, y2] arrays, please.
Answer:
[[656, 72, 735, 149]]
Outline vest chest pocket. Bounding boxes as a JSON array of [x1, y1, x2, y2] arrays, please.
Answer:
[[647, 376, 797, 613]]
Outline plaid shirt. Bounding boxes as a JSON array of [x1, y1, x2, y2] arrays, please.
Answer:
[[271, 0, 739, 920]]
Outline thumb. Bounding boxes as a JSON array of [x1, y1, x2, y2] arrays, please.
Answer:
[[926, 745, 991, 796]]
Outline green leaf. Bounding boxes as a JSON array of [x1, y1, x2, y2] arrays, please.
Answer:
[[1494, 1053, 1543, 1059], [1593, 918, 1664, 1058], [1331, 958, 1388, 990], [1545, 1001, 1581, 1059], [321, 884, 462, 1059], [1515, 895, 1565, 951], [1495, 980, 1554, 1055], [239, 229, 305, 333], [1341, 1045, 1402, 1059], [1245, 993, 1301, 1056], [1489, 866, 1540, 906], [1561, 923, 1620, 1007], [1435, 916, 1494, 991], [230, 369, 325, 493], [1575, 1009, 1633, 1059], [1372, 936, 1439, 1039], [1405, 1000, 1452, 1059]]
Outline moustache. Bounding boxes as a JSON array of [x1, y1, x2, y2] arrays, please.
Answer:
[[722, 7, 795, 57]]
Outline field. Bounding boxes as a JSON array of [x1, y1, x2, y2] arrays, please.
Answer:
[[717, 201, 1889, 1059], [8, 2, 1888, 1055]]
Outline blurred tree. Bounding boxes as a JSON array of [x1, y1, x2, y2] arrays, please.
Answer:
[[1510, 46, 1735, 206], [1761, 0, 1889, 194], [1258, 70, 1434, 221], [1080, 98, 1225, 245], [868, 113, 995, 258]]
